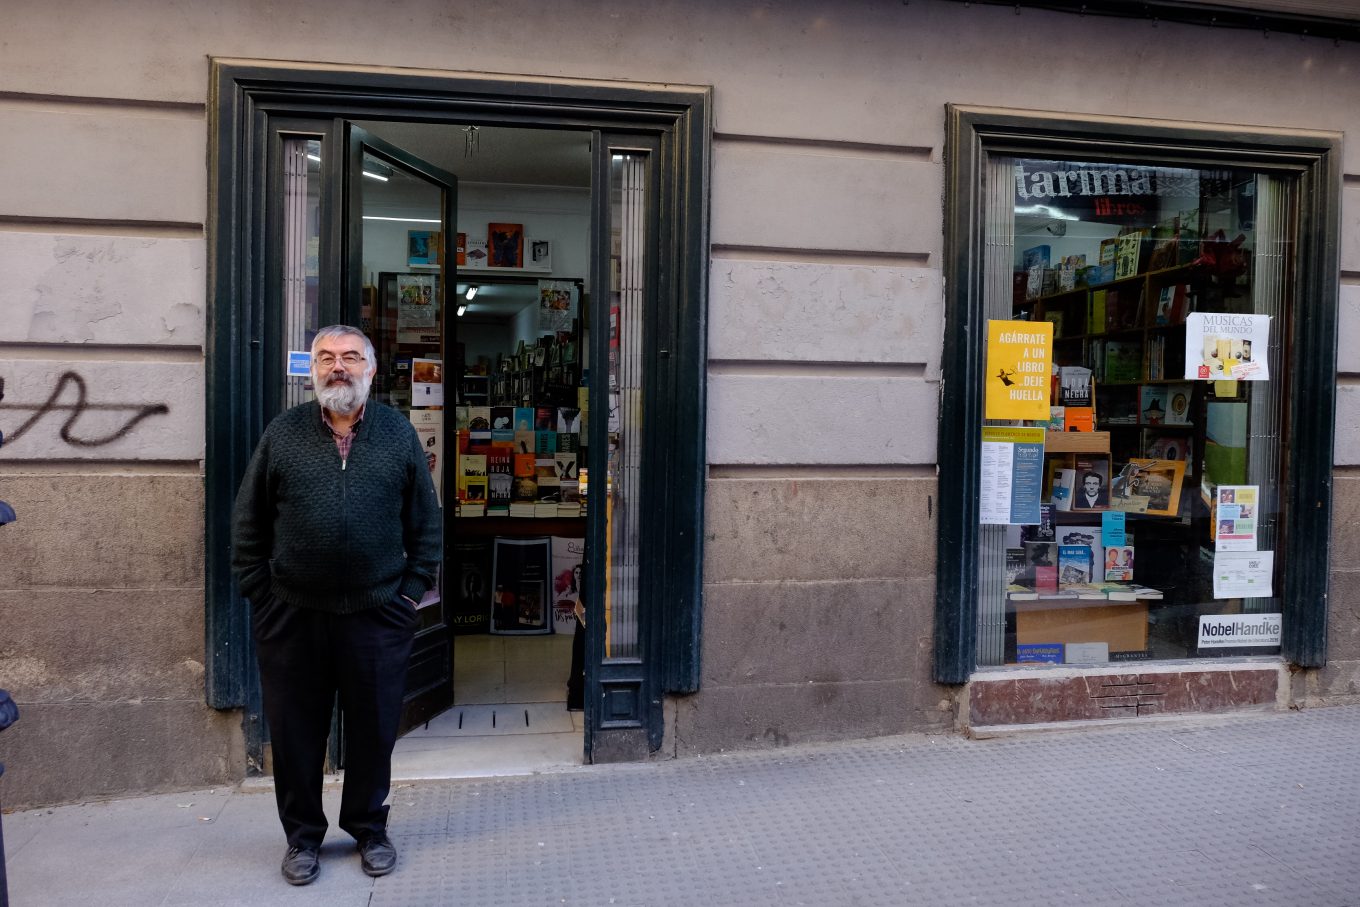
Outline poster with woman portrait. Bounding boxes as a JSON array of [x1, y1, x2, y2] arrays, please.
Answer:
[[551, 536, 585, 632]]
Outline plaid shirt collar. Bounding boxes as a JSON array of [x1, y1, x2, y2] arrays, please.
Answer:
[[321, 402, 366, 460]]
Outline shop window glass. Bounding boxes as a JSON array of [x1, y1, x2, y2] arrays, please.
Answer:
[[604, 151, 648, 661], [282, 137, 323, 409], [977, 157, 1293, 666]]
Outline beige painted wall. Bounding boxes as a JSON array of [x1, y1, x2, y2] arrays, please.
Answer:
[[1, 0, 1358, 802]]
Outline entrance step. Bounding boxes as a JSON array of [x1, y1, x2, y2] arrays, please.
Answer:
[[402, 701, 575, 738]]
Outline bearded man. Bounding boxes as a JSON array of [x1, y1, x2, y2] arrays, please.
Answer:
[[231, 324, 441, 886]]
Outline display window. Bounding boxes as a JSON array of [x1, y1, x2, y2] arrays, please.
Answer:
[[980, 158, 1293, 666], [937, 108, 1339, 681]]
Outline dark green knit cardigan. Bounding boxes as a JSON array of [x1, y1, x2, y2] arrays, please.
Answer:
[[231, 400, 442, 613]]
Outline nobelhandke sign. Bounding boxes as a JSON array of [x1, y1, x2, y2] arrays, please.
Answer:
[[985, 320, 1053, 421]]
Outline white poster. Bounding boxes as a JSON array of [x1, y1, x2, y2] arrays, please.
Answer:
[[1198, 613, 1282, 649], [1184, 312, 1269, 381], [397, 274, 439, 330], [408, 409, 444, 506], [550, 536, 585, 632], [411, 358, 444, 407], [538, 280, 578, 335], [1212, 550, 1274, 599], [979, 438, 1015, 525]]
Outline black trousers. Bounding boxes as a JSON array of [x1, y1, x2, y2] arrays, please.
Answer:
[[252, 593, 417, 850]]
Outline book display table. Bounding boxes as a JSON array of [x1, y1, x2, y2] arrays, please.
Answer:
[[1008, 583, 1163, 652]]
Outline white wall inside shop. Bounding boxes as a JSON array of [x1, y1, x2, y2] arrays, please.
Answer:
[[360, 182, 590, 368]]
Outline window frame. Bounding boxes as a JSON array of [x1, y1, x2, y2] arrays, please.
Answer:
[[935, 105, 1341, 683]]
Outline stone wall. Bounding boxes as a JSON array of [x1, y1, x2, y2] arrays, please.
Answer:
[[2, 0, 1360, 802]]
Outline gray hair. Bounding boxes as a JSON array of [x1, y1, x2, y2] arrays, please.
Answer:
[[311, 324, 376, 372]]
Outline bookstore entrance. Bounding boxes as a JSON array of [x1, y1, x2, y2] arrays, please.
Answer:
[[340, 122, 596, 775], [209, 65, 709, 773]]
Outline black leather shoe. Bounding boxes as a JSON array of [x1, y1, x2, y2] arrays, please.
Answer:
[[281, 846, 320, 886], [358, 831, 398, 877]]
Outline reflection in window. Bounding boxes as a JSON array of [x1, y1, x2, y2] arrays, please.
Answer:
[[978, 157, 1293, 667], [282, 137, 322, 409], [604, 152, 647, 661]]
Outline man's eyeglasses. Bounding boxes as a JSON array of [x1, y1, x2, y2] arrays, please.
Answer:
[[315, 352, 366, 368]]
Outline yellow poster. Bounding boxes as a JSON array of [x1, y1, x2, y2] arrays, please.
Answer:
[[985, 319, 1053, 421]]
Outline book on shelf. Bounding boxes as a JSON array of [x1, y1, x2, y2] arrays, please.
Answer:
[[1147, 335, 1165, 381], [1103, 545, 1135, 581], [1057, 254, 1085, 292], [1022, 244, 1051, 301], [1005, 549, 1028, 586], [509, 502, 537, 518], [1097, 388, 1138, 425], [1045, 406, 1066, 431], [1114, 230, 1144, 280], [1088, 290, 1107, 334], [1020, 503, 1056, 542], [1049, 466, 1075, 511], [1103, 340, 1142, 383], [1104, 284, 1144, 332], [1164, 382, 1192, 424], [1058, 545, 1094, 585], [1144, 433, 1192, 463], [1058, 366, 1093, 406], [1139, 385, 1169, 425], [1042, 310, 1064, 337], [1153, 284, 1189, 326], [1063, 406, 1094, 432], [534, 501, 559, 518], [458, 501, 486, 518]]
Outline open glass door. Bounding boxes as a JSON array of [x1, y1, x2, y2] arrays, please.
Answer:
[[343, 124, 458, 734]]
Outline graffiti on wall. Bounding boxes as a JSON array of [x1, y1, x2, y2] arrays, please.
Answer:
[[0, 373, 170, 450]]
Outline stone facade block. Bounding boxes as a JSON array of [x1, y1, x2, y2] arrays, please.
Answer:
[[967, 665, 1283, 727], [1344, 185, 1360, 275], [1302, 659, 1360, 703], [0, 699, 245, 810], [711, 142, 941, 255], [700, 578, 931, 686], [0, 103, 205, 223], [0, 589, 205, 701], [708, 260, 942, 374], [1339, 285, 1360, 375], [0, 475, 203, 589], [706, 374, 938, 465], [672, 679, 916, 755], [1327, 569, 1360, 662], [0, 232, 205, 346], [0, 358, 204, 460], [1332, 477, 1360, 569], [704, 478, 937, 584], [1336, 385, 1360, 466]]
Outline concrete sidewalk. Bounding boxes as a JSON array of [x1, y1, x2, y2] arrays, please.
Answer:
[[3, 705, 1359, 906]]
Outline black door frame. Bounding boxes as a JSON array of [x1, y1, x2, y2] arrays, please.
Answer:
[[207, 62, 711, 767]]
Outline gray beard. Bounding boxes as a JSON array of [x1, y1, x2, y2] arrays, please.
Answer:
[[314, 371, 372, 416]]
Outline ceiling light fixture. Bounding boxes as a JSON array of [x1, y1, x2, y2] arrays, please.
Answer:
[[306, 152, 322, 163], [456, 303, 467, 317], [361, 170, 389, 182], [464, 285, 479, 301], [360, 216, 442, 224]]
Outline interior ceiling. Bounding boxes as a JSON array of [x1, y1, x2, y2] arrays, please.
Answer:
[[355, 121, 591, 187]]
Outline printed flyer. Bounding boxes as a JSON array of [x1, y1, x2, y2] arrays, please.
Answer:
[[1212, 550, 1274, 599], [1184, 312, 1269, 381], [1214, 484, 1259, 552], [979, 426, 1045, 525], [984, 320, 1053, 420]]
